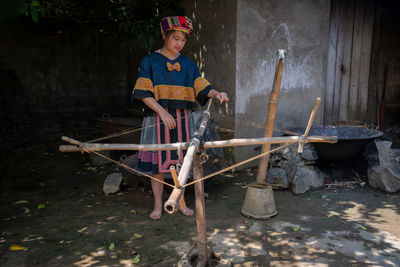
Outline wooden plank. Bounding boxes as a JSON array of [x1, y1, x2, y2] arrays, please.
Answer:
[[348, 0, 365, 120], [338, 0, 356, 121], [332, 0, 346, 121], [359, 0, 375, 120], [324, 0, 340, 124]]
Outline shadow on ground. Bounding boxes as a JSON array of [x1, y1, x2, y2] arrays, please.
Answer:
[[0, 141, 399, 266]]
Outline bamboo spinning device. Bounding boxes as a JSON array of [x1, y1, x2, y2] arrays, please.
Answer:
[[59, 51, 337, 266], [59, 98, 335, 265]]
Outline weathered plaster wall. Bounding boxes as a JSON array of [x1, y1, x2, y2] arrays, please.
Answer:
[[181, 0, 237, 130], [235, 0, 331, 162]]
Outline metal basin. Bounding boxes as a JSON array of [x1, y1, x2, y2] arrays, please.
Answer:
[[286, 126, 383, 160]]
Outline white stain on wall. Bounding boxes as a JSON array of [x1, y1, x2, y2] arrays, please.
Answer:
[[236, 55, 318, 114], [270, 22, 293, 54]]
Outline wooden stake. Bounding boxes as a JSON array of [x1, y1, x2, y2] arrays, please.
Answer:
[[298, 97, 321, 153], [256, 49, 286, 184], [170, 166, 187, 211], [193, 153, 208, 266]]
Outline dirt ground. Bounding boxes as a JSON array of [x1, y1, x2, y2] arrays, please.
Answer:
[[1, 142, 400, 267]]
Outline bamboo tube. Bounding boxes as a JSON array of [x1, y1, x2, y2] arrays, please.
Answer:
[[193, 153, 208, 266], [298, 98, 321, 153], [256, 49, 286, 184], [164, 187, 184, 214], [59, 135, 337, 153], [170, 166, 187, 211]]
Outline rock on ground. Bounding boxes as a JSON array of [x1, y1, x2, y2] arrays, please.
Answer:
[[301, 144, 318, 161], [266, 168, 289, 188], [292, 165, 325, 194], [103, 172, 123, 195], [89, 151, 112, 166], [367, 141, 400, 193]]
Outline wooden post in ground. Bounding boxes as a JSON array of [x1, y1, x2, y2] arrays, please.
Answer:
[[255, 49, 286, 184], [193, 153, 208, 266], [170, 166, 187, 211]]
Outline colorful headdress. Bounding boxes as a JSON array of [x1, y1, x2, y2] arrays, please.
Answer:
[[160, 16, 193, 36]]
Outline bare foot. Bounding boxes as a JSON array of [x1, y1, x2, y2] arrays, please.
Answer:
[[149, 208, 162, 220], [177, 205, 194, 217]]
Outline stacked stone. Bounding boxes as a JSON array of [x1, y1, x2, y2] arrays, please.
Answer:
[[266, 144, 325, 194]]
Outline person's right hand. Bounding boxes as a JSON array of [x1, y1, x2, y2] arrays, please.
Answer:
[[159, 110, 176, 130]]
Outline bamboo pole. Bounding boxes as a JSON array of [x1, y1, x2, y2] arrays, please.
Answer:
[[256, 49, 286, 184], [193, 153, 208, 266], [62, 136, 81, 146], [59, 135, 336, 153]]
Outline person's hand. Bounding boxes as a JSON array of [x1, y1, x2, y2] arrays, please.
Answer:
[[159, 110, 176, 130], [215, 92, 229, 104]]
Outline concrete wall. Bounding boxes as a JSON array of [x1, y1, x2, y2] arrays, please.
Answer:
[[235, 0, 331, 162], [181, 0, 237, 130]]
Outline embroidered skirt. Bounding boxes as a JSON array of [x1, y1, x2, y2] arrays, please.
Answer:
[[137, 109, 196, 174]]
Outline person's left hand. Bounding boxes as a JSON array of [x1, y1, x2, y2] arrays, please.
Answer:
[[215, 92, 229, 104]]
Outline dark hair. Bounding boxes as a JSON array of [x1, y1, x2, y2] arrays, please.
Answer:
[[165, 30, 188, 39]]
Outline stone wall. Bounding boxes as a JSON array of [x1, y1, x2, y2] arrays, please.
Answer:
[[234, 0, 331, 162]]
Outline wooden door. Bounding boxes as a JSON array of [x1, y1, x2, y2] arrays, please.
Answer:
[[324, 0, 375, 124]]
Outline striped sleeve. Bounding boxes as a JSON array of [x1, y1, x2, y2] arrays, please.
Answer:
[[193, 64, 212, 106], [131, 57, 155, 100]]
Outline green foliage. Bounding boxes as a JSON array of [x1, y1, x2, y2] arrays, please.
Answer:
[[0, 0, 185, 49], [0, 0, 26, 21], [114, 0, 185, 49]]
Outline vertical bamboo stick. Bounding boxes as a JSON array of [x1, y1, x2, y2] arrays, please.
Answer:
[[297, 98, 321, 153], [170, 166, 187, 211], [193, 153, 208, 266], [256, 49, 286, 184]]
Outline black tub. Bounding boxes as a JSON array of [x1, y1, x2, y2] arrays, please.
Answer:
[[285, 126, 383, 160]]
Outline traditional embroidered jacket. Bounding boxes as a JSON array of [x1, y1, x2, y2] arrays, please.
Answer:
[[131, 52, 212, 111], [132, 52, 212, 174]]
